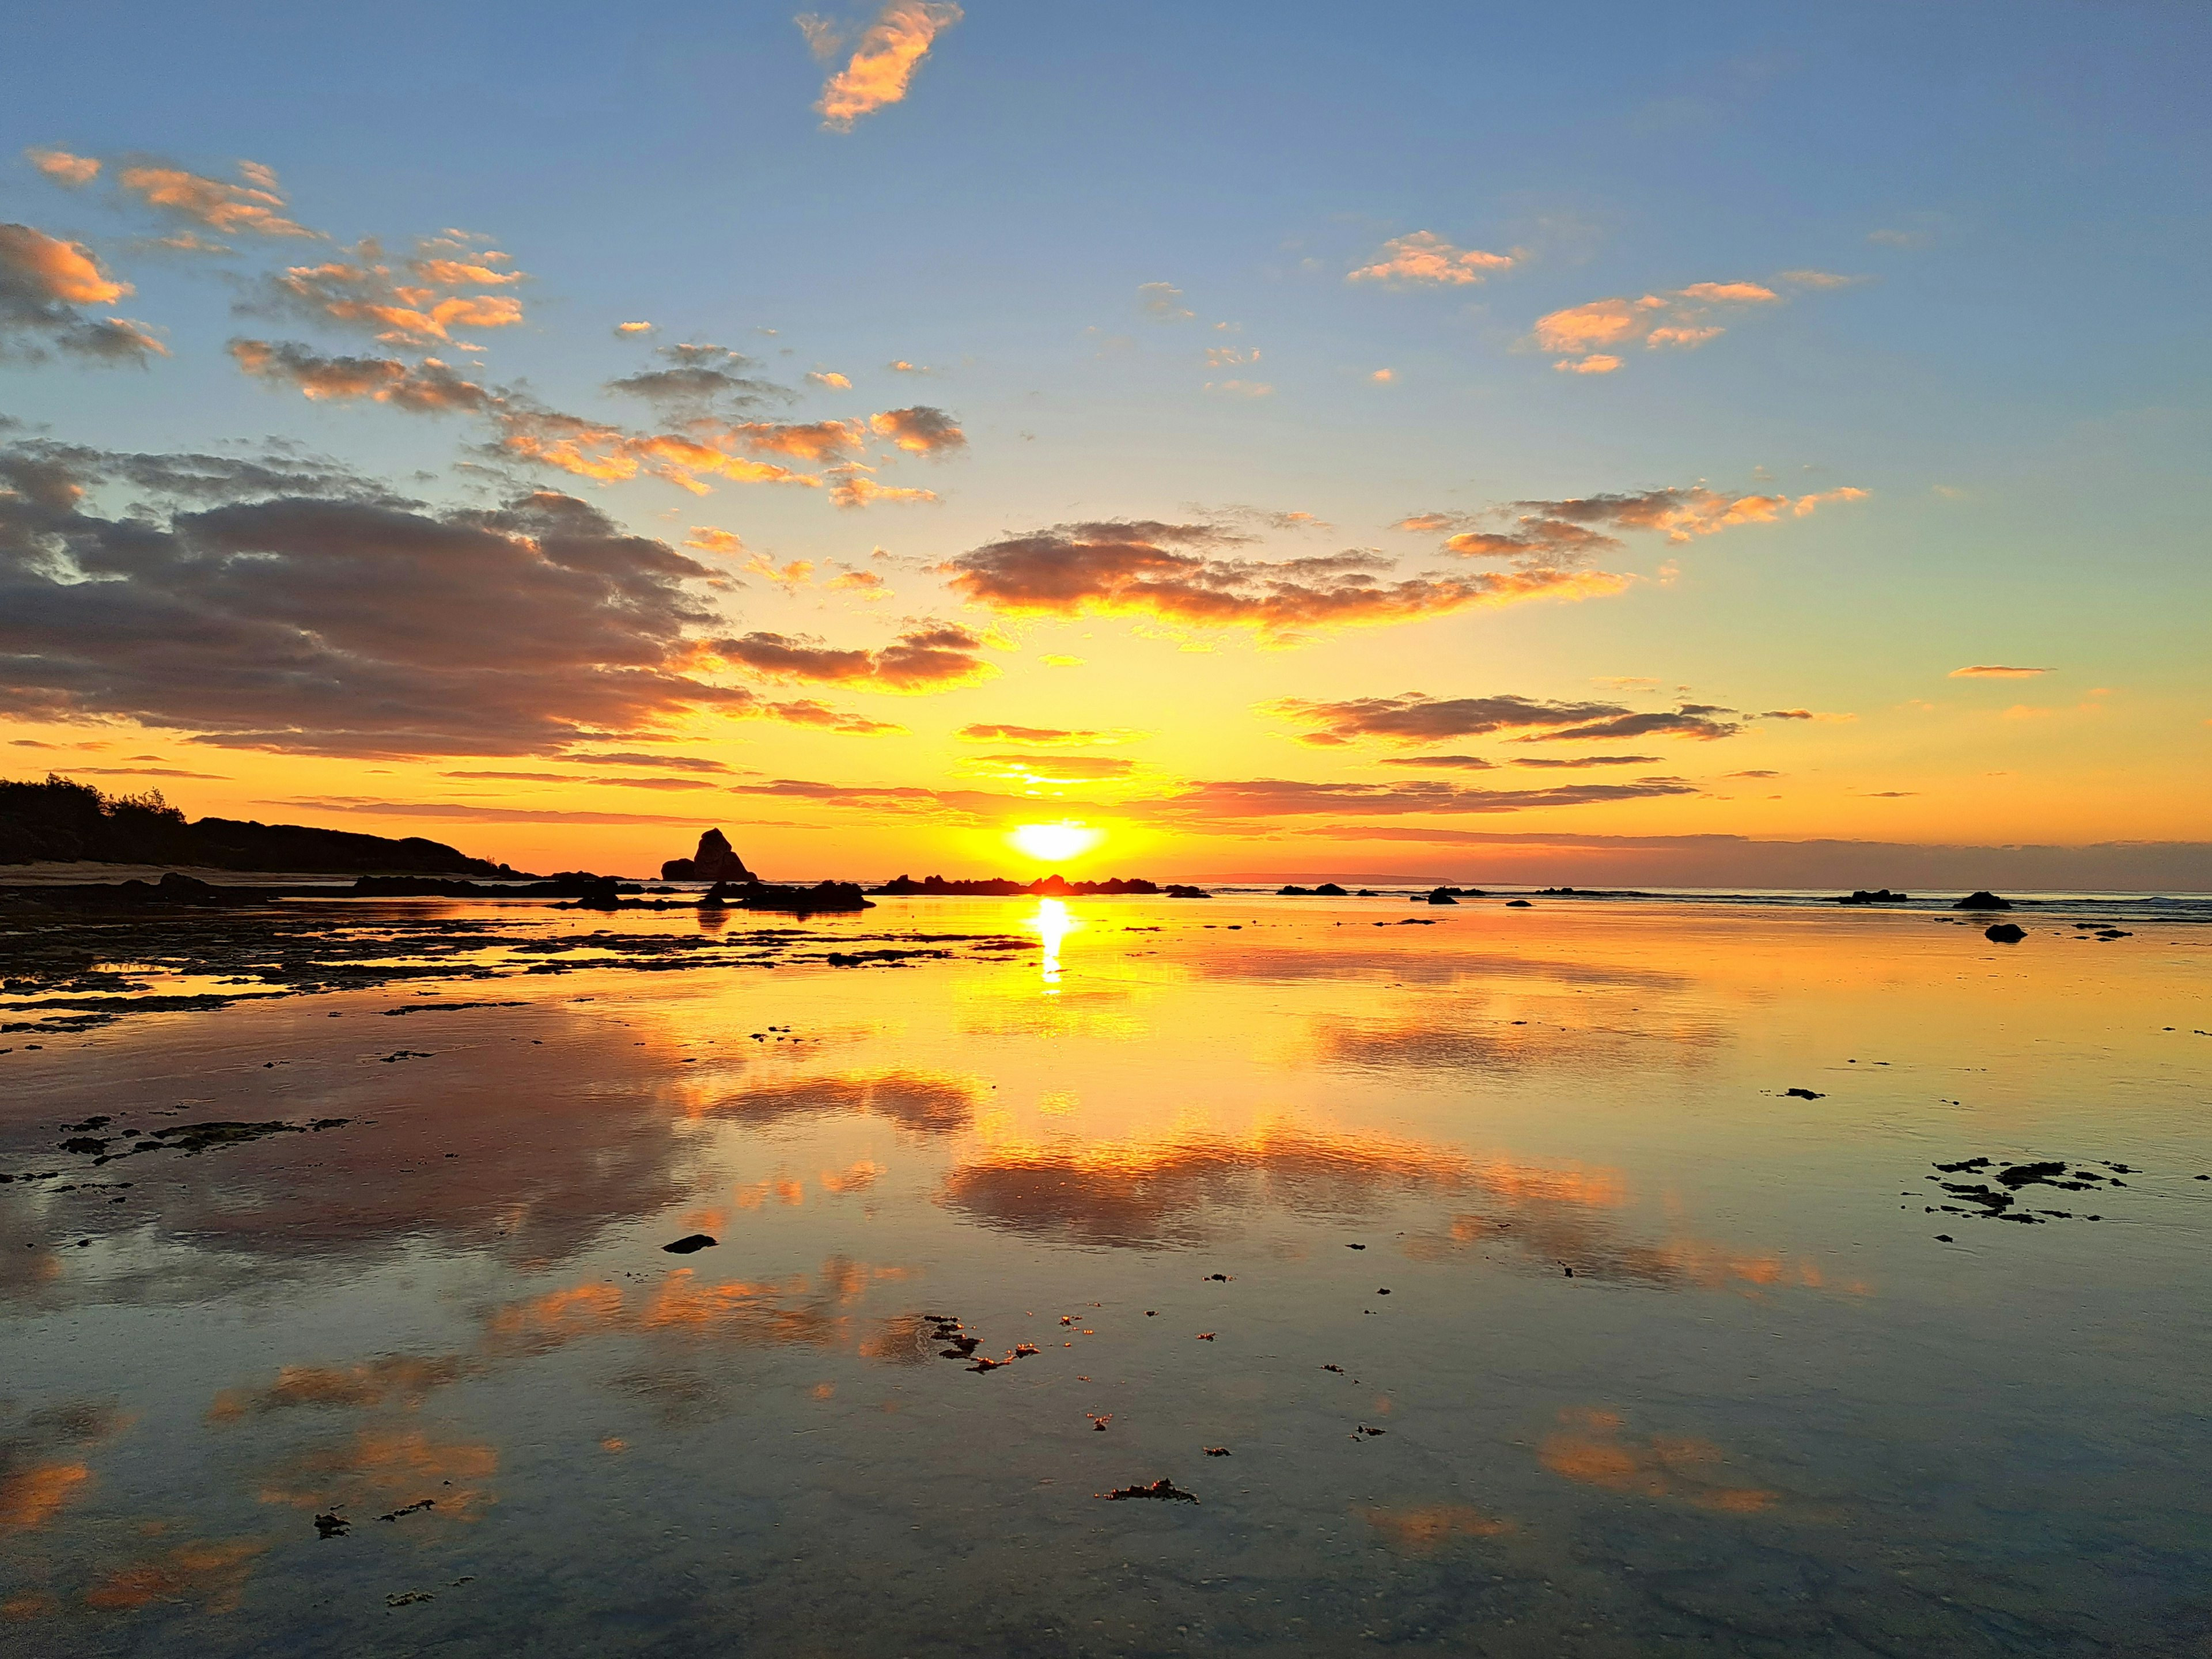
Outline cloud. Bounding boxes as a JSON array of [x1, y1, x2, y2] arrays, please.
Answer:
[[25, 148, 100, 187], [0, 223, 164, 363], [1138, 775, 1697, 821], [0, 440, 898, 756], [1347, 230, 1516, 287], [1527, 708, 1741, 742], [1270, 692, 1641, 746], [1204, 378, 1274, 397], [559, 751, 734, 772], [615, 320, 653, 334], [1137, 282, 1193, 320], [1370, 368, 1395, 382], [867, 405, 965, 454], [1405, 484, 1866, 563], [606, 342, 788, 412], [230, 339, 491, 411], [115, 158, 315, 238], [1374, 753, 1497, 770], [684, 527, 746, 554], [828, 472, 938, 508], [1949, 665, 2049, 679], [807, 369, 851, 388], [885, 359, 933, 374], [967, 752, 1135, 782], [256, 238, 526, 344], [1512, 753, 1662, 768], [942, 521, 1624, 639], [714, 622, 993, 691], [1534, 280, 1789, 372], [1777, 269, 1860, 289], [955, 723, 1138, 745], [491, 407, 827, 494], [814, 1, 963, 131]]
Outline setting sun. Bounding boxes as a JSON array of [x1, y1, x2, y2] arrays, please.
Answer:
[[1009, 821, 1104, 863]]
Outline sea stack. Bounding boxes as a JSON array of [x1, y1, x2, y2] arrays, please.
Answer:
[[662, 828, 759, 884]]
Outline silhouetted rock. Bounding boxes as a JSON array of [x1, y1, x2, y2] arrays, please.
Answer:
[[1279, 885, 1312, 896], [735, 880, 873, 913], [1838, 889, 1910, 904], [1956, 891, 2013, 911], [1505, 899, 1532, 908], [1165, 884, 1212, 899], [1426, 888, 1459, 905], [1984, 922, 2027, 944], [872, 873, 1162, 896], [662, 828, 758, 884], [1314, 882, 1348, 896]]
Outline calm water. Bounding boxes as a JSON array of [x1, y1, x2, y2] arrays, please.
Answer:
[[2, 893, 2208, 1656]]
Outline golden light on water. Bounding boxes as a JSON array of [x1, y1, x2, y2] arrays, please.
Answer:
[[1008, 821, 1103, 863], [1027, 897, 1078, 988]]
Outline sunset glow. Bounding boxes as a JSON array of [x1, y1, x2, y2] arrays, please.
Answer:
[[1008, 822, 1103, 865]]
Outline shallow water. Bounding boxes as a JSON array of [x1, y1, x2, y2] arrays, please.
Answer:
[[2, 893, 2208, 1656]]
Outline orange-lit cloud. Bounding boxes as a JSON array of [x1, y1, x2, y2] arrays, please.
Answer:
[[1949, 664, 2049, 678], [0, 1462, 89, 1533], [1406, 484, 1866, 562], [868, 405, 965, 454], [0, 222, 164, 362], [813, 1, 963, 131], [828, 472, 940, 508], [714, 623, 994, 691], [943, 521, 1624, 639], [260, 238, 525, 344], [1535, 280, 1787, 371], [115, 158, 313, 237], [808, 369, 852, 388], [24, 147, 100, 187], [1348, 230, 1516, 286]]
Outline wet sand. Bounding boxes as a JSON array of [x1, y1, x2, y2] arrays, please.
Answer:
[[2, 892, 2208, 1656]]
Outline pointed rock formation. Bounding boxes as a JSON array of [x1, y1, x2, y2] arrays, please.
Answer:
[[662, 829, 758, 884]]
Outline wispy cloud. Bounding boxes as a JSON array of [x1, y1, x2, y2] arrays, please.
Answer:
[[955, 723, 1142, 745], [116, 157, 315, 238], [1271, 692, 1656, 747], [1138, 281, 1194, 321], [1347, 230, 1515, 287], [1404, 484, 1866, 564], [811, 2, 963, 131], [255, 237, 526, 344], [868, 405, 965, 454], [1949, 665, 2049, 679]]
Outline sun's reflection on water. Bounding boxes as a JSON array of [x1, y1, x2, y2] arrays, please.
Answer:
[[1025, 899, 1080, 991]]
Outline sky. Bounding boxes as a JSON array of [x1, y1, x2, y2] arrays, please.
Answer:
[[2, 0, 2207, 887]]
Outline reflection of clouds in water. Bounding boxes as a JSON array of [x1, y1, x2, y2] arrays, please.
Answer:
[[0, 1399, 127, 1534], [483, 1254, 909, 1357], [1312, 1011, 1728, 1077], [1539, 1407, 1775, 1513], [1403, 1209, 1860, 1297], [81, 1539, 264, 1613], [257, 1427, 498, 1517], [1358, 1502, 1514, 1554], [1192, 945, 1691, 993], [705, 1070, 980, 1135], [209, 1355, 472, 1421], [938, 1127, 1596, 1249]]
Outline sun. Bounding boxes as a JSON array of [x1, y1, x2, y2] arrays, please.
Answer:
[[1009, 821, 1104, 863]]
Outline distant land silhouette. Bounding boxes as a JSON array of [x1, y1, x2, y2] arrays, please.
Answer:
[[0, 775, 514, 876]]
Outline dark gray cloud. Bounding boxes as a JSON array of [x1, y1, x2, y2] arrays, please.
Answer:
[[1270, 692, 1631, 745], [605, 343, 789, 412], [714, 623, 993, 691], [1374, 754, 1497, 770], [1512, 754, 1662, 768], [0, 442, 891, 756], [1525, 709, 1741, 742], [1139, 777, 1697, 820]]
